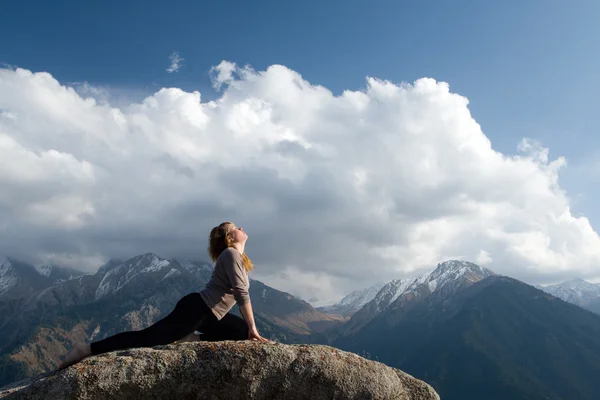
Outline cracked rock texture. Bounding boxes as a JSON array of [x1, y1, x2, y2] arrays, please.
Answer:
[[0, 341, 439, 400]]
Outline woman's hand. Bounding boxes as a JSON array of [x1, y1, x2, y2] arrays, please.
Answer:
[[239, 302, 272, 342], [248, 326, 270, 342]]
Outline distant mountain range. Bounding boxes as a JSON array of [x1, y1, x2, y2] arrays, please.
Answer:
[[320, 266, 600, 321], [338, 261, 497, 337], [0, 258, 68, 301], [535, 278, 600, 314], [328, 261, 600, 400], [317, 283, 384, 317], [0, 254, 341, 386], [2, 255, 600, 399], [337, 273, 600, 400]]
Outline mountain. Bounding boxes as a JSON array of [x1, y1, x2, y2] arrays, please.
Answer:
[[318, 283, 384, 317], [0, 253, 339, 387], [585, 298, 600, 315], [244, 279, 343, 335], [174, 258, 213, 282], [0, 258, 50, 300], [93, 253, 186, 301], [0, 258, 87, 302], [6, 253, 600, 399], [334, 272, 600, 400], [537, 278, 600, 314], [341, 260, 495, 335], [34, 263, 84, 282]]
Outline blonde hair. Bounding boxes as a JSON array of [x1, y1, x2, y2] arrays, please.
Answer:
[[208, 222, 254, 272]]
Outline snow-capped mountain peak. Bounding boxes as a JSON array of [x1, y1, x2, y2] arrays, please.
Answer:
[[0, 257, 13, 273], [342, 260, 497, 332], [0, 258, 18, 295], [338, 283, 385, 308], [383, 260, 494, 305], [172, 258, 214, 282], [540, 278, 600, 306], [95, 253, 173, 300], [97, 258, 123, 275], [425, 260, 495, 292], [34, 262, 84, 282], [130, 253, 170, 272], [318, 283, 385, 315], [0, 257, 56, 299], [372, 278, 417, 312], [176, 259, 213, 274], [35, 264, 53, 277]]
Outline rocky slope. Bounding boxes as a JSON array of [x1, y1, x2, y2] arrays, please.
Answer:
[[0, 341, 439, 400]]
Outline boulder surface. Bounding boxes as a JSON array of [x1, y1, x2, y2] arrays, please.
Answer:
[[0, 341, 439, 400]]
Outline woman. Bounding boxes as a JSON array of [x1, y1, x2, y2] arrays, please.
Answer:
[[59, 221, 270, 369]]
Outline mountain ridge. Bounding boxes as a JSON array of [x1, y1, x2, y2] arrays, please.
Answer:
[[340, 260, 496, 335], [317, 282, 384, 317], [334, 275, 600, 400], [0, 252, 339, 386], [4, 254, 600, 399], [536, 277, 600, 315], [0, 258, 54, 300]]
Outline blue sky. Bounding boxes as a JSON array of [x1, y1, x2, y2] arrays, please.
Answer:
[[2, 0, 600, 293], [3, 1, 598, 150]]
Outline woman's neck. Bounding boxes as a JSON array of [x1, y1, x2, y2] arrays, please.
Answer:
[[231, 243, 245, 255]]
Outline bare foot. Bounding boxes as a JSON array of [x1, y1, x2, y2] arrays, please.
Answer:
[[59, 343, 91, 369], [176, 332, 201, 343]]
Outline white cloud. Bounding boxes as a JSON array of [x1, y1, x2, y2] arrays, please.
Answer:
[[210, 60, 238, 90], [1, 63, 600, 302], [476, 250, 493, 265], [254, 266, 339, 307], [166, 52, 184, 73]]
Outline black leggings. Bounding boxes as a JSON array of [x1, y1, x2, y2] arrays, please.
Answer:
[[90, 292, 248, 356]]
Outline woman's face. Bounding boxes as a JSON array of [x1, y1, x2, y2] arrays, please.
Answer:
[[228, 224, 248, 244]]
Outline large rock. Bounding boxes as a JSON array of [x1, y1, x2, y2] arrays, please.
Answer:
[[0, 341, 439, 400]]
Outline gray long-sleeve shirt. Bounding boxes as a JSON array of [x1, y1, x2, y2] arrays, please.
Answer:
[[200, 247, 251, 320]]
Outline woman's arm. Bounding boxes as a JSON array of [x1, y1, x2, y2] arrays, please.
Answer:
[[222, 249, 270, 342], [239, 301, 269, 342]]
